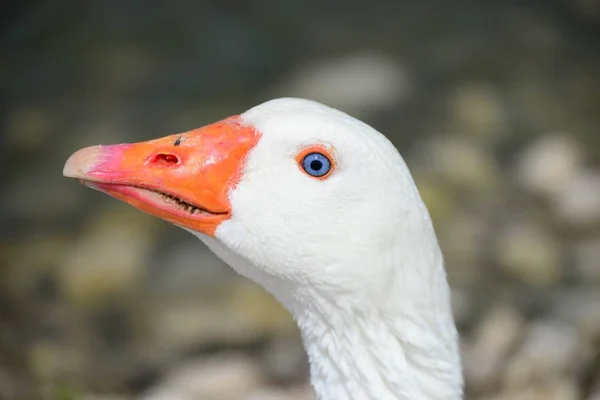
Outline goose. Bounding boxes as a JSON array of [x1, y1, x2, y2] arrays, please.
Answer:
[[63, 98, 463, 400]]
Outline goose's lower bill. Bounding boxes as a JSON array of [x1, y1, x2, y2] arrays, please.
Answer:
[[62, 116, 260, 236]]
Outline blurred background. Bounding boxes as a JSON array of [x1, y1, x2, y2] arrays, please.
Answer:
[[1, 0, 600, 399]]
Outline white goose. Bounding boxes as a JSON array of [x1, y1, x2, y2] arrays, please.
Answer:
[[63, 98, 463, 400]]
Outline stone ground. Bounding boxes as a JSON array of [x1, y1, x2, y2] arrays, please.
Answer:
[[1, 1, 599, 399]]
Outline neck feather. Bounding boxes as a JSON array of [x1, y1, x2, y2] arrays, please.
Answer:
[[191, 231, 463, 400], [295, 288, 463, 400]]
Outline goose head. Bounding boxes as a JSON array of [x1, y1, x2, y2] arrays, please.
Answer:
[[64, 98, 462, 400]]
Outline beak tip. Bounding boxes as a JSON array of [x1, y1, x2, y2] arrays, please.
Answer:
[[63, 145, 105, 179], [62, 161, 80, 178]]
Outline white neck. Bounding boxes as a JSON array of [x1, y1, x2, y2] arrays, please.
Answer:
[[190, 230, 463, 400], [295, 276, 462, 400]]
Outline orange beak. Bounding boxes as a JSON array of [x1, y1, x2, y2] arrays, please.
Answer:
[[63, 116, 259, 236]]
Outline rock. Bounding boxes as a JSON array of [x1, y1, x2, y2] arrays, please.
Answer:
[[58, 205, 160, 307], [502, 320, 578, 390], [274, 51, 410, 117], [449, 82, 506, 141], [496, 220, 563, 286], [573, 237, 600, 282], [140, 355, 264, 400], [515, 133, 583, 199], [553, 170, 600, 228], [463, 306, 526, 394]]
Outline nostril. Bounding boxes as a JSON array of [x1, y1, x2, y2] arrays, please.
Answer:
[[149, 153, 181, 166]]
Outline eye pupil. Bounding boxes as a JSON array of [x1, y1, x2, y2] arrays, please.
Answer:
[[310, 160, 323, 171], [301, 152, 332, 178]]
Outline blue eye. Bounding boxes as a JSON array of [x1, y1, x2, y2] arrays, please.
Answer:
[[301, 152, 332, 177]]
